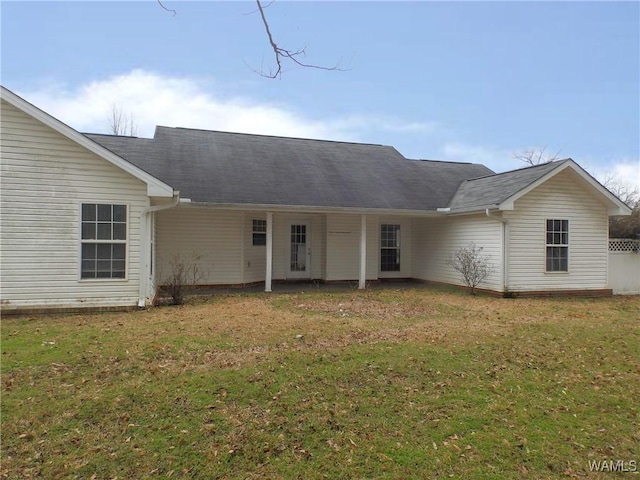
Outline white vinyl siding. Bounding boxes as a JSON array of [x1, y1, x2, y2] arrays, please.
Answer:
[[504, 168, 610, 292], [325, 214, 379, 281], [412, 214, 503, 291], [0, 99, 148, 310], [155, 208, 243, 285], [244, 212, 325, 284], [156, 210, 328, 285]]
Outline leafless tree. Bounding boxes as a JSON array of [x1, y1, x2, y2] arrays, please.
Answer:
[[513, 146, 562, 166], [156, 0, 345, 79], [600, 174, 640, 208], [600, 174, 640, 239], [107, 104, 138, 136]]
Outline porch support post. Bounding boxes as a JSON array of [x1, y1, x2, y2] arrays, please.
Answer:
[[359, 214, 367, 289], [265, 211, 273, 292]]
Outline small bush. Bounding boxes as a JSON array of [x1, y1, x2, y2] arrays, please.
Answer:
[[160, 253, 205, 305], [449, 242, 494, 295]]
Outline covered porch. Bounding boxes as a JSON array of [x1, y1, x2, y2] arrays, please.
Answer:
[[152, 205, 443, 294]]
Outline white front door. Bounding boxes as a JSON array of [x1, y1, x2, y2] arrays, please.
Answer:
[[288, 223, 311, 278]]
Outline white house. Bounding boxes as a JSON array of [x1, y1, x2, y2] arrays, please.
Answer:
[[0, 86, 632, 313]]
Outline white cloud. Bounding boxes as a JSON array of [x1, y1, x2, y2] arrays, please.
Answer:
[[440, 142, 517, 173], [14, 71, 638, 192], [15, 69, 432, 142], [611, 161, 640, 186], [441, 142, 640, 191], [330, 114, 437, 135], [587, 158, 640, 191]]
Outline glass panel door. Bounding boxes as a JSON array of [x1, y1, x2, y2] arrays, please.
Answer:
[[289, 223, 310, 278], [290, 224, 307, 272]]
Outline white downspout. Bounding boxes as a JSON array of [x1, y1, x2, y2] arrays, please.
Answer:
[[265, 212, 273, 292], [359, 214, 367, 289], [138, 193, 180, 307], [485, 208, 509, 295]]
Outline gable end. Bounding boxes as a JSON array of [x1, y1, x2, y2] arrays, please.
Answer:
[[498, 160, 632, 215], [0, 86, 175, 198]]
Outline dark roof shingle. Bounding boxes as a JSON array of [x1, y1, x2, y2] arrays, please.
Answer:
[[86, 127, 493, 211], [448, 160, 571, 211]]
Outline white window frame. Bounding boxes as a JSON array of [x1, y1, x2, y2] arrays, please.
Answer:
[[79, 202, 129, 281], [545, 219, 569, 273], [380, 224, 401, 272], [252, 219, 267, 246]]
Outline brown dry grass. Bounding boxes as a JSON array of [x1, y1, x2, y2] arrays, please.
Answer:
[[2, 287, 639, 479], [10, 287, 634, 373]]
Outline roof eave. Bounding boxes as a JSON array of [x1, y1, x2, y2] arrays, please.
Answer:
[[176, 201, 442, 217], [437, 204, 501, 215], [497, 159, 633, 216], [1, 86, 175, 198]]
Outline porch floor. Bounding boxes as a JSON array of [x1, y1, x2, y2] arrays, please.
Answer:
[[184, 279, 426, 296]]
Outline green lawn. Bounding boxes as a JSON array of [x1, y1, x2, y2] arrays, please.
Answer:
[[2, 288, 639, 479]]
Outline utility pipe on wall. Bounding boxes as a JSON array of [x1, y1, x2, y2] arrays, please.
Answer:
[[265, 212, 274, 292], [485, 208, 509, 294], [359, 214, 367, 289], [138, 193, 180, 307]]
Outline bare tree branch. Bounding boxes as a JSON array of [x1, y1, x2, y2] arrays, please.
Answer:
[[156, 0, 176, 16], [254, 0, 345, 79], [512, 142, 639, 238], [154, 0, 346, 78], [600, 174, 640, 208], [603, 175, 640, 239], [513, 146, 562, 166], [107, 104, 138, 136]]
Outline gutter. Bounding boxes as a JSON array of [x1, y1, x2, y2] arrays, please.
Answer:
[[437, 204, 501, 215], [138, 193, 180, 307], [485, 208, 509, 294], [176, 201, 442, 218], [485, 208, 506, 224]]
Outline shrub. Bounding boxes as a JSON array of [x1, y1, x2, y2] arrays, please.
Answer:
[[449, 242, 494, 295], [160, 253, 205, 305]]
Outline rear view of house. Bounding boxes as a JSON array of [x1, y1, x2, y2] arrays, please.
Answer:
[[0, 86, 632, 313]]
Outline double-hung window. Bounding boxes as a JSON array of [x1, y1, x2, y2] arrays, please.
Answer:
[[81, 203, 127, 279], [252, 219, 267, 246], [381, 224, 401, 272], [546, 219, 568, 272]]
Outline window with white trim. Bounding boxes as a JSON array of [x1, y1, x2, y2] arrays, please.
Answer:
[[252, 219, 267, 246], [381, 224, 401, 271], [546, 219, 568, 272], [81, 204, 127, 279]]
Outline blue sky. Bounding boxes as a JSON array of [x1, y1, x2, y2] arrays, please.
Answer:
[[2, 1, 639, 185]]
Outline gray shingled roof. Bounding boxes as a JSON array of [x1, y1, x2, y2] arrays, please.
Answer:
[[447, 159, 571, 211], [86, 127, 493, 211]]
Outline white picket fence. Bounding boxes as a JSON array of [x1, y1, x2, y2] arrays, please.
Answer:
[[609, 239, 640, 294]]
